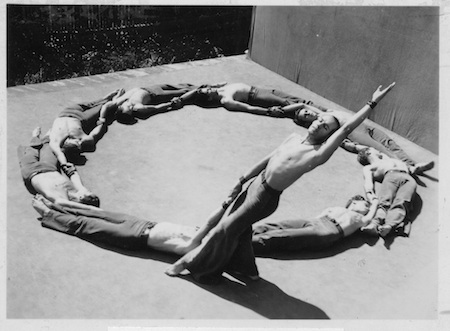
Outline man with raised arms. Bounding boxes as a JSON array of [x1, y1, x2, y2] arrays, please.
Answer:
[[164, 83, 395, 284]]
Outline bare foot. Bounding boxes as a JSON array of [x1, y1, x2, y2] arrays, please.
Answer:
[[412, 161, 434, 175], [32, 197, 51, 217], [378, 225, 392, 237], [361, 223, 379, 236], [165, 260, 186, 277], [32, 127, 41, 138]]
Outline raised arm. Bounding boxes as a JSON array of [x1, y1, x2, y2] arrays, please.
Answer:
[[318, 83, 395, 161]]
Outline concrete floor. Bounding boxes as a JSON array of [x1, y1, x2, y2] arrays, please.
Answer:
[[4, 55, 443, 330]]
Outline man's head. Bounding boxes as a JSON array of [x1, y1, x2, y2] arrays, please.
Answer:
[[345, 195, 370, 215], [307, 114, 340, 144], [62, 136, 95, 156], [357, 147, 383, 165], [68, 190, 100, 207], [62, 137, 83, 156], [115, 101, 138, 124], [195, 85, 221, 106], [294, 108, 319, 127], [79, 194, 100, 207]]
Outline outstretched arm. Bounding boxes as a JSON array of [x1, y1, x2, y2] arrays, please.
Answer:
[[54, 198, 102, 211], [361, 196, 379, 226], [362, 165, 377, 198], [340, 139, 369, 153], [318, 83, 395, 162], [221, 98, 272, 116], [49, 130, 69, 166]]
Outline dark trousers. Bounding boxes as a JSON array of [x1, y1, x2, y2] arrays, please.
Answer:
[[59, 96, 111, 133], [183, 171, 282, 283], [41, 204, 155, 250], [17, 136, 58, 194], [248, 87, 306, 107], [373, 171, 417, 228], [143, 83, 197, 104], [252, 217, 343, 253]]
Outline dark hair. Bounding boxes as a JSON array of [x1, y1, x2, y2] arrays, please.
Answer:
[[357, 148, 371, 165], [80, 194, 100, 207], [115, 110, 137, 124], [62, 141, 82, 160], [102, 102, 118, 123], [193, 86, 221, 108], [345, 195, 367, 208], [293, 117, 309, 128], [330, 115, 341, 130]]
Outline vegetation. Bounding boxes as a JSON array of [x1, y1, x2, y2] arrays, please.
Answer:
[[7, 6, 252, 86]]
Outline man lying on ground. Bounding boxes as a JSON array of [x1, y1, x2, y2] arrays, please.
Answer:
[[357, 145, 419, 237], [18, 127, 100, 209], [173, 82, 432, 173], [251, 195, 377, 254], [49, 89, 122, 165], [164, 83, 395, 284], [271, 102, 434, 174], [110, 83, 198, 121], [31, 194, 246, 263]]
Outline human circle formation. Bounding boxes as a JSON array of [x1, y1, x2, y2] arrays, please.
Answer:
[[19, 80, 434, 284]]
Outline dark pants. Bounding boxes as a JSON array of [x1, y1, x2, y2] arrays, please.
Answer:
[[373, 170, 417, 228], [248, 87, 306, 107], [17, 136, 58, 194], [59, 96, 111, 133], [41, 204, 156, 250], [366, 126, 415, 166], [183, 171, 282, 283], [142, 83, 197, 104], [252, 216, 343, 254]]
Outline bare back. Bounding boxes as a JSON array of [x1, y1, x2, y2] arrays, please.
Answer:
[[265, 134, 324, 191], [217, 83, 252, 103]]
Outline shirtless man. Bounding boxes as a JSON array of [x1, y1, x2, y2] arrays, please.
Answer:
[[31, 194, 235, 257], [190, 82, 311, 116], [270, 102, 434, 174], [165, 83, 395, 283], [110, 83, 198, 121], [49, 89, 122, 166], [18, 127, 100, 209], [357, 146, 418, 237], [251, 195, 378, 253]]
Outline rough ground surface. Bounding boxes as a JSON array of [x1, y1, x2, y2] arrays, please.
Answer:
[[5, 55, 441, 330]]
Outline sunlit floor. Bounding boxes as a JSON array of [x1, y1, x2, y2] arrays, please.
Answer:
[[6, 55, 439, 328]]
